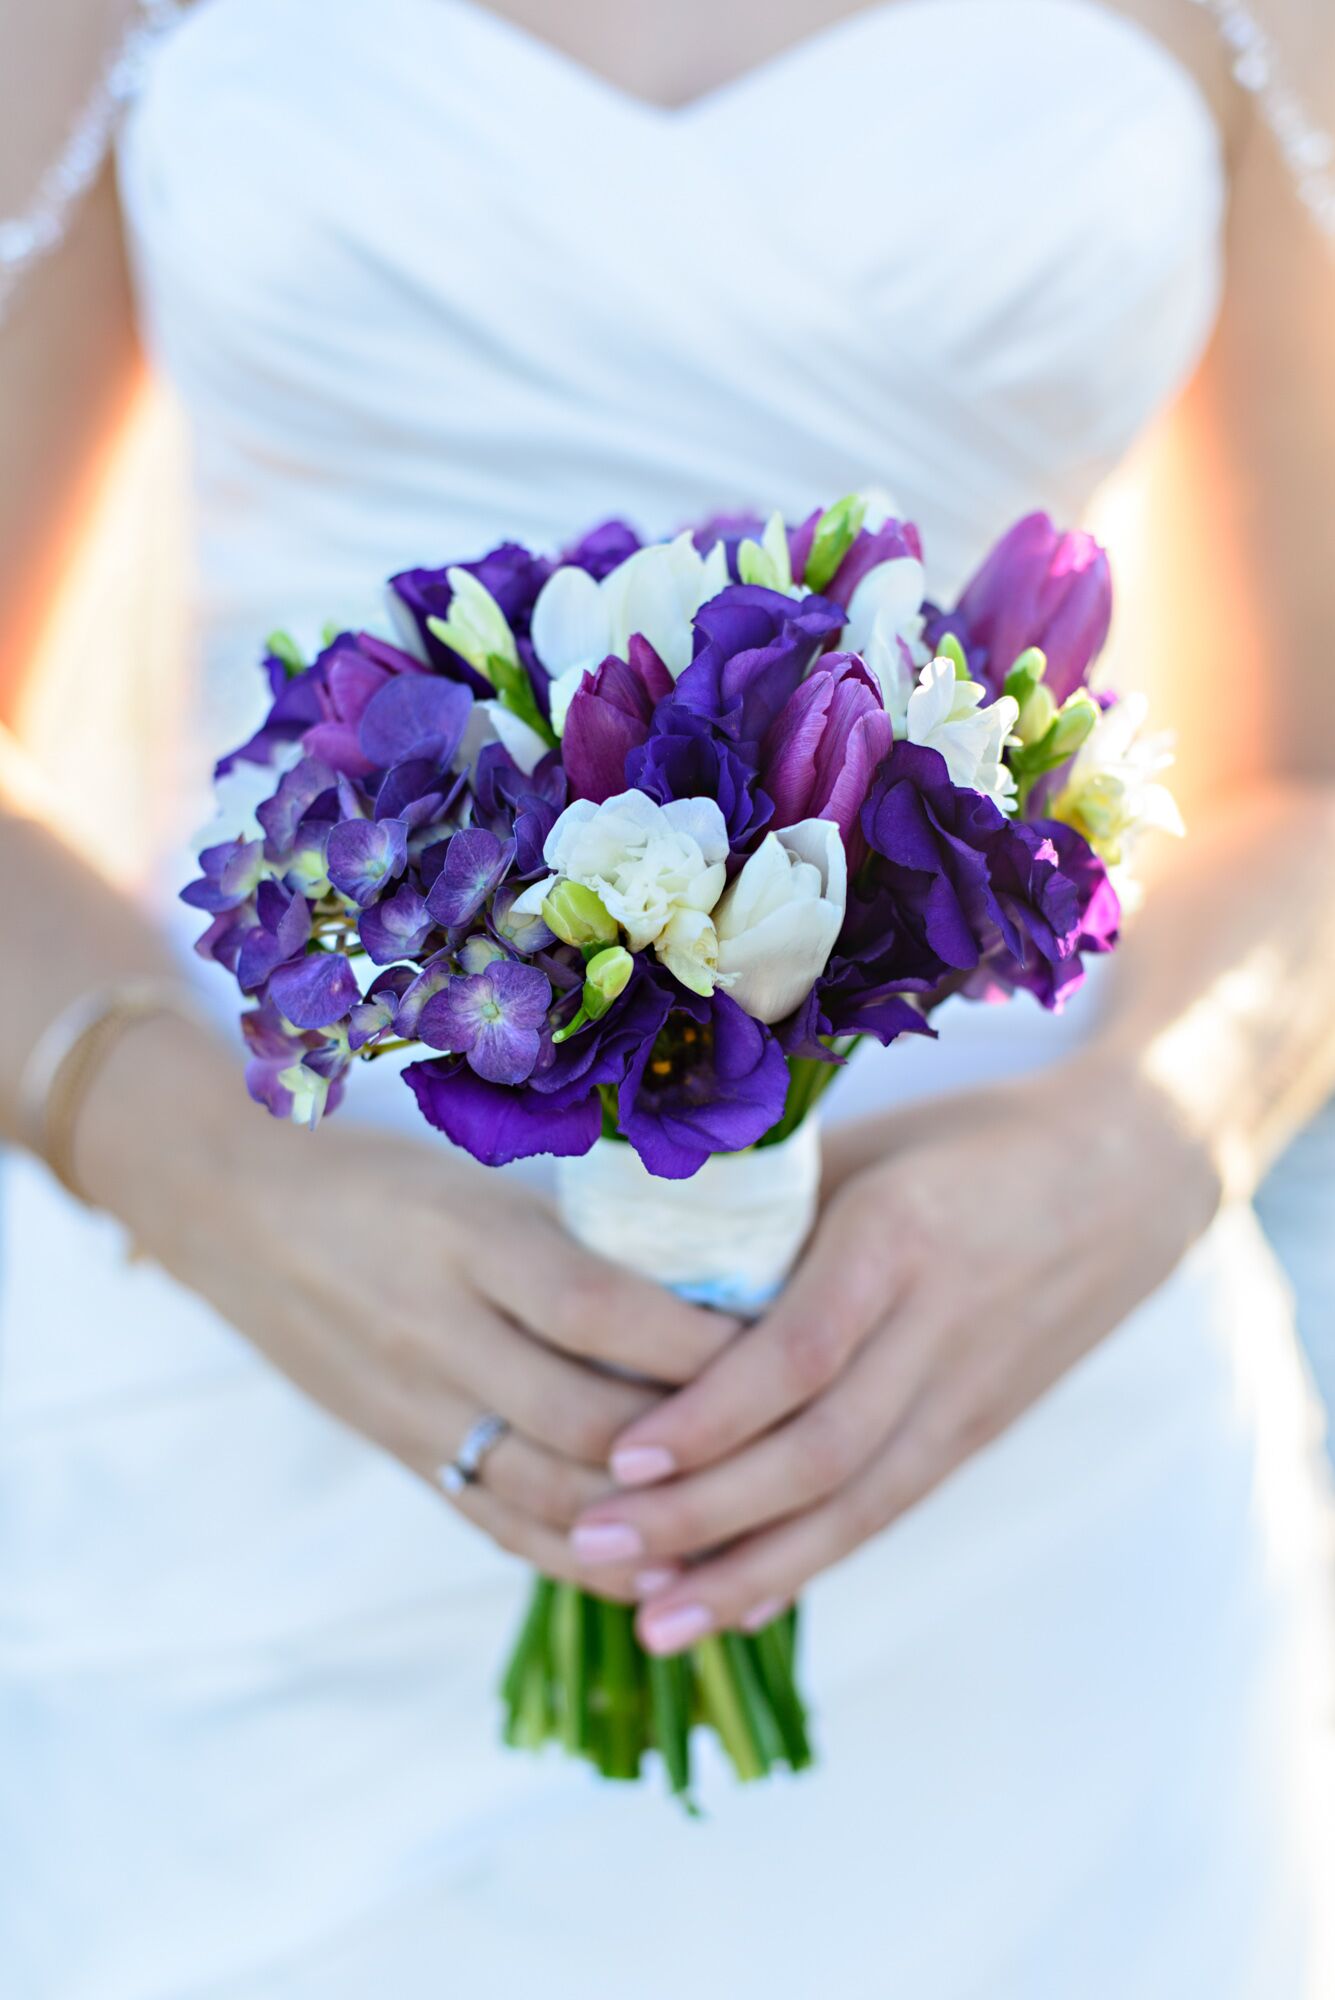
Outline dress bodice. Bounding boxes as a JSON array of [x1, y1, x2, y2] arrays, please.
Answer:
[[117, 0, 1226, 768]]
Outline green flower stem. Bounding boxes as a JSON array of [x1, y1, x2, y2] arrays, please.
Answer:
[[595, 1598, 643, 1781], [693, 1634, 767, 1782], [647, 1650, 695, 1804]]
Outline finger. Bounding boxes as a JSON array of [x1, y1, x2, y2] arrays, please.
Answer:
[[569, 1304, 940, 1565], [472, 1212, 738, 1385], [414, 1400, 610, 1530], [633, 1395, 963, 1653], [441, 1299, 662, 1469], [605, 1195, 903, 1485], [446, 1480, 661, 1602]]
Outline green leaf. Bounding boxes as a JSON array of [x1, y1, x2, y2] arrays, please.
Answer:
[[265, 630, 306, 678]]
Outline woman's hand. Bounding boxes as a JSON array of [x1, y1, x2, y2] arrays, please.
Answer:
[[77, 1013, 733, 1600], [568, 1052, 1223, 1650]]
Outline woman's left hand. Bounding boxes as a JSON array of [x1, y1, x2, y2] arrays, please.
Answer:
[[568, 1051, 1222, 1654]]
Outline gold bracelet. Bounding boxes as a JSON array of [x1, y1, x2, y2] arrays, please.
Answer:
[[18, 981, 203, 1206]]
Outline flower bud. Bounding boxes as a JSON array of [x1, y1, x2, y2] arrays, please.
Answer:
[[804, 493, 867, 594], [1015, 681, 1057, 745], [426, 568, 520, 680], [583, 945, 634, 1018], [541, 879, 619, 949], [1048, 690, 1100, 761], [935, 632, 972, 682], [1002, 645, 1048, 708]]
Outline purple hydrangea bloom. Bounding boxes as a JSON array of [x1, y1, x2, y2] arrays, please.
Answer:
[[563, 636, 674, 804], [358, 884, 436, 966], [236, 880, 311, 992], [326, 817, 409, 908], [268, 951, 361, 1031], [242, 995, 348, 1127], [255, 759, 337, 863], [673, 585, 845, 748], [357, 674, 472, 772], [418, 960, 552, 1084], [425, 827, 515, 929], [180, 837, 265, 915], [937, 513, 1112, 703], [626, 703, 773, 853], [760, 653, 893, 857]]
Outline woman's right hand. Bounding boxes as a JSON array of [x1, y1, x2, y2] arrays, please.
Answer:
[[75, 1010, 735, 1598]]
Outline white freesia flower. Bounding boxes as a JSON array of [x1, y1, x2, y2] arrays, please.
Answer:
[[715, 819, 847, 1025], [840, 555, 930, 730], [737, 510, 802, 596], [515, 790, 729, 972], [656, 905, 724, 998], [454, 699, 549, 779], [906, 657, 1019, 809], [532, 533, 730, 731], [1051, 692, 1184, 867], [432, 568, 521, 676]]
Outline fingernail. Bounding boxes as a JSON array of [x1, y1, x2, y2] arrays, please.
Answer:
[[571, 1522, 644, 1565], [610, 1445, 676, 1487], [640, 1603, 714, 1655], [634, 1567, 678, 1598], [740, 1597, 787, 1633]]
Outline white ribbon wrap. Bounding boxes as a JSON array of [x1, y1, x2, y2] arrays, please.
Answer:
[[555, 1118, 822, 1315]]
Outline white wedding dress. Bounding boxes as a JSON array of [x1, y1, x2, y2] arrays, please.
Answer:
[[2, 2, 1334, 1995]]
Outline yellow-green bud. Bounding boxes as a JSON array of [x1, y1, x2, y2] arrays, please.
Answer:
[[1002, 646, 1047, 707], [541, 880, 618, 949], [583, 945, 634, 1019], [936, 632, 971, 681], [1016, 681, 1057, 745], [1048, 690, 1099, 760]]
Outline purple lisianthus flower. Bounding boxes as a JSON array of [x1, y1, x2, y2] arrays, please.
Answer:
[[627, 703, 773, 853], [215, 644, 325, 779], [326, 816, 408, 908], [403, 1058, 603, 1166], [932, 513, 1112, 704], [674, 586, 846, 748], [560, 518, 643, 581], [358, 883, 436, 966], [761, 654, 893, 856], [563, 635, 676, 803], [236, 879, 312, 992], [268, 950, 361, 1031], [618, 980, 789, 1180], [418, 960, 551, 1084], [969, 819, 1121, 1008], [425, 826, 514, 929], [389, 543, 553, 698]]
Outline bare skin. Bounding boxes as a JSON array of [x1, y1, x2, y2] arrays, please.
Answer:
[[4, 4, 1335, 1640]]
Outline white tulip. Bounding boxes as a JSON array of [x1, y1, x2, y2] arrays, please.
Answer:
[[715, 818, 847, 1024], [906, 658, 1019, 809], [515, 789, 729, 960], [530, 533, 730, 731]]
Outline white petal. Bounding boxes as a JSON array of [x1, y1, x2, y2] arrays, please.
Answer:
[[547, 663, 589, 738], [777, 817, 848, 913], [486, 700, 550, 776], [660, 795, 731, 868], [655, 909, 722, 996], [716, 900, 843, 1024], [531, 566, 611, 679], [843, 557, 925, 656]]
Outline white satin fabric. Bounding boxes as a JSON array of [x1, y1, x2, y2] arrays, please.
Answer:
[[2, 3, 1333, 1995]]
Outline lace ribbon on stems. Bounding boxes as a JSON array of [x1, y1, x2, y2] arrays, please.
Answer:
[[0, 0, 184, 319]]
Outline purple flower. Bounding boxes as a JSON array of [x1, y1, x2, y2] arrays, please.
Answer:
[[301, 642, 394, 777], [626, 703, 772, 852], [390, 543, 553, 697], [236, 880, 311, 992], [357, 674, 472, 772], [268, 951, 361, 1031], [425, 827, 514, 929], [824, 517, 923, 607], [215, 644, 325, 779], [562, 635, 675, 803], [969, 819, 1121, 1009], [326, 817, 408, 908], [403, 1058, 603, 1166], [673, 586, 845, 748], [358, 884, 436, 966], [180, 838, 265, 915], [936, 514, 1112, 704], [242, 995, 348, 1127], [348, 968, 414, 1052], [760, 654, 893, 856], [618, 981, 789, 1179], [560, 518, 643, 581], [418, 961, 552, 1085], [255, 758, 338, 863]]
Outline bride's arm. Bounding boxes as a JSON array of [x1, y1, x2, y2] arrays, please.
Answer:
[[1, 153, 731, 1594], [568, 113, 1335, 1649]]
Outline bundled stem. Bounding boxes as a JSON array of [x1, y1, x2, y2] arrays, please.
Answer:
[[499, 1579, 813, 1809]]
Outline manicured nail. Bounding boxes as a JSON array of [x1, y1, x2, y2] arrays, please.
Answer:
[[639, 1603, 714, 1655], [571, 1522, 644, 1565], [610, 1444, 676, 1487], [740, 1597, 787, 1633], [634, 1568, 678, 1598]]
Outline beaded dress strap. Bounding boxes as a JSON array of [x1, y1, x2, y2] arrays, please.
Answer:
[[0, 1, 184, 319], [1187, 0, 1335, 236]]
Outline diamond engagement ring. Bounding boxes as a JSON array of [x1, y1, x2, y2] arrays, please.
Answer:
[[440, 1413, 509, 1496]]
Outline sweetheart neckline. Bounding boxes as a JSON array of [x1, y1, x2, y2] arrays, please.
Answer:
[[436, 0, 1228, 160]]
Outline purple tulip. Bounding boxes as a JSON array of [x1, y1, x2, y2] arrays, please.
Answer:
[[944, 513, 1112, 703], [761, 654, 893, 856], [674, 585, 845, 748], [825, 518, 923, 607], [562, 636, 674, 803]]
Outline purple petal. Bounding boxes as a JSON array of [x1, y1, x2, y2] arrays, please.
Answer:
[[326, 817, 409, 907], [357, 884, 435, 965], [403, 1059, 601, 1166], [269, 952, 360, 1029], [424, 826, 512, 929], [359, 675, 473, 770]]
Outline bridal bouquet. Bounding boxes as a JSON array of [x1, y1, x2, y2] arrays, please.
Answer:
[[185, 496, 1177, 1800]]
